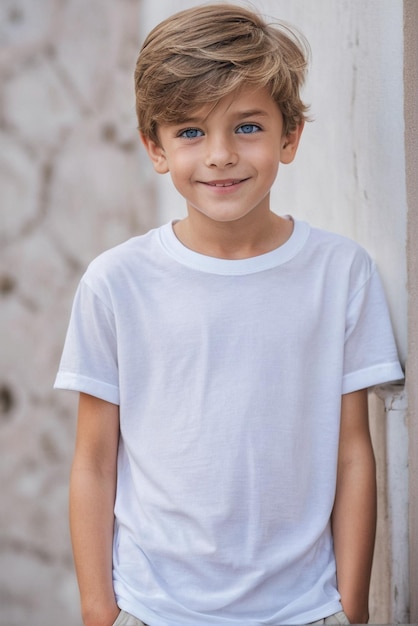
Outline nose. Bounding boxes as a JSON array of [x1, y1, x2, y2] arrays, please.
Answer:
[[204, 133, 238, 168]]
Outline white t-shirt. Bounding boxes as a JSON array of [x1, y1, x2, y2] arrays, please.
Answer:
[[55, 219, 403, 626]]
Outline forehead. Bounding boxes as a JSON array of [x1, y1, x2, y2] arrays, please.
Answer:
[[171, 86, 281, 124]]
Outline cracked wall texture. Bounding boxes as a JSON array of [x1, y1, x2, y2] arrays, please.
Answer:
[[0, 1, 408, 624], [0, 1, 155, 624]]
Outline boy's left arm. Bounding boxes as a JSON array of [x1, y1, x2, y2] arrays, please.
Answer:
[[332, 388, 377, 624]]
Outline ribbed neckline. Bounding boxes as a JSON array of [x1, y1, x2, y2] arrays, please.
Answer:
[[158, 218, 311, 276]]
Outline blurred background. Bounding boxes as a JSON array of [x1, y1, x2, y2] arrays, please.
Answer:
[[0, 1, 416, 624]]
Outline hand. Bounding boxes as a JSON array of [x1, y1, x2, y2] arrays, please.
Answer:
[[82, 603, 120, 626], [343, 605, 369, 624]]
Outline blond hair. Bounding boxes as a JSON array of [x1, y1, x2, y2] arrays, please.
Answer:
[[134, 3, 310, 144]]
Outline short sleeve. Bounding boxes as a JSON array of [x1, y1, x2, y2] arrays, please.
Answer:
[[342, 265, 404, 394], [54, 278, 120, 404]]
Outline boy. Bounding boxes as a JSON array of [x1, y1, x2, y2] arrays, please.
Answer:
[[55, 5, 404, 626]]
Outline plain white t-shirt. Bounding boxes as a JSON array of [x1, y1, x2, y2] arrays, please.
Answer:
[[55, 218, 403, 625]]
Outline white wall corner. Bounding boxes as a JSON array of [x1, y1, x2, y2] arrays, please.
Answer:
[[374, 384, 409, 623]]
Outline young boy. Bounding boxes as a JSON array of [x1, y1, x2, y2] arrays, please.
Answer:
[[55, 5, 404, 626]]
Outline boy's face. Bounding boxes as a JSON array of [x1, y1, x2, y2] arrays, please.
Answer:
[[142, 87, 303, 226]]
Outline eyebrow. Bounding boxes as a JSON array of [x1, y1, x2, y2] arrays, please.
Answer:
[[175, 109, 269, 125], [234, 109, 269, 119]]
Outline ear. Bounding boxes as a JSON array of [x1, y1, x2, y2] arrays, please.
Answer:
[[280, 121, 304, 165], [140, 132, 169, 174]]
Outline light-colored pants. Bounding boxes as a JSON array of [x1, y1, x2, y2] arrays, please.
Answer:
[[112, 610, 147, 626], [112, 609, 350, 625], [309, 611, 350, 625]]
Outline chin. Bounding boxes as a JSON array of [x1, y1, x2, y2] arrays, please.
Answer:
[[198, 210, 253, 223]]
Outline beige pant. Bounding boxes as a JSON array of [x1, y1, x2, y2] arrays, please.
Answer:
[[112, 609, 350, 625], [112, 610, 147, 626], [309, 611, 350, 625]]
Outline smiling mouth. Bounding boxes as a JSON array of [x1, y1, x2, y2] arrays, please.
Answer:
[[204, 179, 246, 187]]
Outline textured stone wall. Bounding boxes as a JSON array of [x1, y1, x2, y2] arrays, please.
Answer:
[[0, 1, 155, 623]]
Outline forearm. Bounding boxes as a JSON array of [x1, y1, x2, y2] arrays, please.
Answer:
[[332, 392, 377, 624], [70, 393, 120, 626], [70, 464, 120, 626]]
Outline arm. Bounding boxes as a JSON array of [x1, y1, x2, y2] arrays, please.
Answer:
[[70, 392, 121, 626], [332, 388, 377, 624]]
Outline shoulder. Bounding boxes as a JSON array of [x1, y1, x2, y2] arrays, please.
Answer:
[[74, 225, 166, 307], [292, 221, 380, 305], [305, 223, 375, 282], [82, 225, 164, 286], [89, 226, 160, 273], [308, 224, 371, 260]]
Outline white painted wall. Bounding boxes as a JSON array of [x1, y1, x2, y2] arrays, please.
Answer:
[[138, 5, 409, 618], [141, 0, 408, 364]]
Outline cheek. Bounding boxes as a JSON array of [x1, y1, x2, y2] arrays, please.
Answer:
[[255, 148, 280, 180], [246, 142, 280, 166], [168, 166, 189, 189], [166, 151, 196, 178]]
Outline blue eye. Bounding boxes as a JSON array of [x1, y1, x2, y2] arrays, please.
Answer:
[[236, 124, 261, 134], [179, 128, 204, 139]]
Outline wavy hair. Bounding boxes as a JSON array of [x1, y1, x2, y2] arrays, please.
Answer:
[[135, 3, 310, 144]]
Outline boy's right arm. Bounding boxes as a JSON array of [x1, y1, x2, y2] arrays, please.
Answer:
[[70, 392, 121, 626]]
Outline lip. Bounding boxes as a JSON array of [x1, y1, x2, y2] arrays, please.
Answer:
[[201, 178, 248, 188]]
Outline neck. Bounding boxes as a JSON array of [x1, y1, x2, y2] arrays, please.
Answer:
[[173, 210, 293, 260]]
